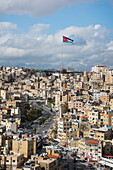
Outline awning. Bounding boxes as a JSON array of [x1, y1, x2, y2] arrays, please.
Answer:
[[99, 161, 105, 165], [99, 161, 113, 168]]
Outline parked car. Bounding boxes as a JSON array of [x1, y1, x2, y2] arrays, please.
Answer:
[[73, 158, 77, 163], [81, 160, 86, 162], [88, 163, 92, 168]]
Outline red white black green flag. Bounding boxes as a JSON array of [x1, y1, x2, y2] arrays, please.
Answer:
[[63, 36, 74, 43]]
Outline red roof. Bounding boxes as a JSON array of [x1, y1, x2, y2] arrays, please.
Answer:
[[86, 140, 99, 144], [0, 106, 6, 108], [81, 115, 87, 118], [2, 108, 11, 111], [47, 155, 59, 159], [103, 155, 113, 158], [97, 65, 105, 67], [90, 160, 98, 162]]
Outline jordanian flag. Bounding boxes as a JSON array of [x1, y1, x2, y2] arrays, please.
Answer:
[[63, 36, 74, 43]]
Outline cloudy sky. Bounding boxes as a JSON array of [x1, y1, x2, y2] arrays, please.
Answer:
[[0, 0, 113, 70]]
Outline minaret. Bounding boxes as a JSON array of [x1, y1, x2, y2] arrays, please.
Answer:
[[59, 104, 62, 118]]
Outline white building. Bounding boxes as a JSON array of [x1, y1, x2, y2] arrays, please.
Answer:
[[85, 139, 102, 160], [11, 107, 21, 117], [91, 65, 109, 73], [93, 92, 100, 100]]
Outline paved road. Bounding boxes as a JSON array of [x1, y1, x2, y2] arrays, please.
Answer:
[[65, 159, 90, 170], [37, 119, 53, 137], [24, 102, 55, 136], [61, 151, 90, 170]]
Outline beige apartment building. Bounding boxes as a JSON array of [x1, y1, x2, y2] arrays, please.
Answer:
[[99, 112, 109, 127], [74, 82, 83, 89], [0, 134, 12, 153], [88, 109, 100, 125], [0, 152, 24, 170], [68, 100, 83, 110], [93, 127, 112, 141], [78, 138, 102, 160], [57, 117, 72, 141], [83, 127, 112, 141], [60, 129, 81, 146], [100, 92, 110, 104], [12, 138, 37, 158], [91, 73, 101, 82], [55, 90, 69, 106], [110, 98, 113, 110], [70, 138, 80, 148], [105, 72, 113, 84], [99, 110, 113, 127], [30, 155, 59, 170], [6, 152, 24, 170]]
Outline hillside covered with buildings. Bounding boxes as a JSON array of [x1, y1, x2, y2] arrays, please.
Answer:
[[0, 65, 113, 169]]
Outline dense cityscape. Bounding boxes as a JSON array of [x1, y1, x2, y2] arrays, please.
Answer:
[[0, 65, 112, 169], [0, 0, 113, 169]]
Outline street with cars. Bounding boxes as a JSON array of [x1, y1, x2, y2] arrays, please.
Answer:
[[23, 101, 54, 137], [18, 100, 95, 169]]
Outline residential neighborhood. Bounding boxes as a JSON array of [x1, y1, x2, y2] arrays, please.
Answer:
[[0, 65, 113, 169]]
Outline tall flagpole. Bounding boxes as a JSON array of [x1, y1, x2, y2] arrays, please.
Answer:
[[62, 36, 74, 70], [62, 38, 63, 70]]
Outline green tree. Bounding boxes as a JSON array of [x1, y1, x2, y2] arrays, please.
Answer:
[[33, 128, 36, 135], [62, 103, 68, 113], [39, 120, 42, 125], [41, 118, 45, 123]]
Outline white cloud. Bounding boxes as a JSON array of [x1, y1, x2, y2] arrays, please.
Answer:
[[0, 22, 113, 70], [0, 22, 17, 36], [0, 0, 104, 17], [94, 25, 101, 29], [29, 24, 50, 34], [0, 22, 17, 30], [106, 41, 113, 51]]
